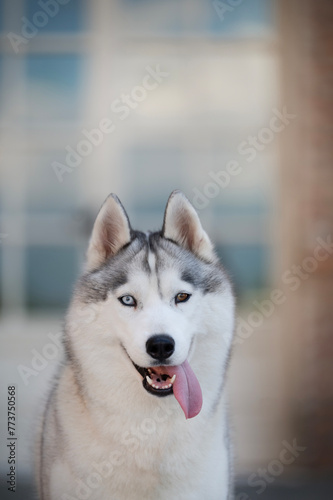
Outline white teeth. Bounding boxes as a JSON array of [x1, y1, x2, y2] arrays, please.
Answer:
[[145, 373, 175, 390]]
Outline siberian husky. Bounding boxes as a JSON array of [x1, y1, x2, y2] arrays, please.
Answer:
[[37, 190, 235, 500]]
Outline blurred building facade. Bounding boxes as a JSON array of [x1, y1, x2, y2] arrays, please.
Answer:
[[0, 0, 332, 486], [0, 0, 277, 313]]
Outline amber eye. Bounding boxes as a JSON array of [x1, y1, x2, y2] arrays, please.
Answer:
[[118, 295, 137, 307], [175, 293, 191, 304]]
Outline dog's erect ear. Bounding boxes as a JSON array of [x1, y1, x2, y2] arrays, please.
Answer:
[[162, 190, 217, 262], [85, 194, 131, 271]]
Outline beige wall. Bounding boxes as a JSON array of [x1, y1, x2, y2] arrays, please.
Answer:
[[279, 0, 333, 470]]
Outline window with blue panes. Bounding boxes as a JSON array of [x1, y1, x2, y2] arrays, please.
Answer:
[[119, 0, 275, 38], [25, 0, 86, 32], [25, 54, 84, 121], [26, 246, 78, 309], [0, 0, 88, 311], [218, 244, 270, 293], [209, 0, 275, 38]]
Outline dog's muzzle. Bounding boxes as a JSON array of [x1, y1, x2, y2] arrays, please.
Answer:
[[123, 341, 203, 419]]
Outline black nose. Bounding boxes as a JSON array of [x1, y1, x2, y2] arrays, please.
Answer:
[[146, 334, 175, 361]]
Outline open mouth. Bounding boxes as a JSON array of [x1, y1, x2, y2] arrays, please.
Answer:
[[125, 347, 203, 419], [133, 363, 175, 397]]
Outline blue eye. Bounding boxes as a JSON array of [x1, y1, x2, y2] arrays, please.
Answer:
[[175, 293, 191, 304], [119, 295, 137, 307]]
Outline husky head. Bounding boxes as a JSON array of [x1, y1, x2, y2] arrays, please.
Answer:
[[66, 191, 234, 419]]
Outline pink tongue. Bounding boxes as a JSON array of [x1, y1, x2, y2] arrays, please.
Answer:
[[159, 361, 202, 419]]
